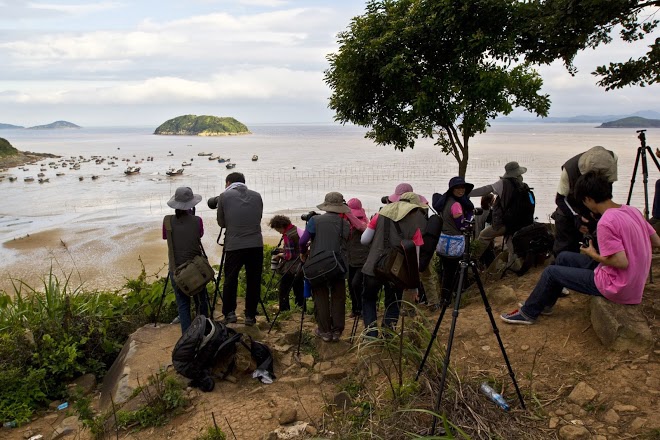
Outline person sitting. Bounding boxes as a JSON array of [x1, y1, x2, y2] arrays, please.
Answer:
[[501, 172, 660, 325], [269, 215, 305, 312]]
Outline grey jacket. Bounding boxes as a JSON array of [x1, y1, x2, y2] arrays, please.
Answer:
[[362, 210, 427, 277], [216, 185, 263, 251]]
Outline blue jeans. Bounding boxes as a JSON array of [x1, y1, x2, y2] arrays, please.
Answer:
[[521, 252, 602, 319], [171, 274, 209, 333]]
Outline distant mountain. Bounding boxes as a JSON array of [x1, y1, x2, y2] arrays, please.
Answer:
[[0, 137, 19, 157], [495, 109, 660, 123], [598, 117, 660, 128], [27, 121, 81, 130], [154, 115, 251, 136], [0, 123, 24, 129]]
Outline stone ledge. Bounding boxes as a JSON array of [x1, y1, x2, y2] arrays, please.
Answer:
[[589, 297, 652, 352]]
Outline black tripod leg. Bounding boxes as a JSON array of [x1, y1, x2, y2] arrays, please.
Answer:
[[415, 298, 450, 381], [646, 146, 660, 171], [211, 249, 226, 315], [350, 315, 359, 345], [470, 263, 526, 409], [627, 148, 642, 205], [154, 273, 170, 327], [431, 263, 468, 435]]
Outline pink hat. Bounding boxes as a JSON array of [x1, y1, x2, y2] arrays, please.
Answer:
[[388, 183, 428, 204], [347, 198, 367, 221]]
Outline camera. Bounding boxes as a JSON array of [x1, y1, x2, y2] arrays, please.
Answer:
[[474, 207, 484, 216], [381, 196, 391, 204], [301, 211, 319, 221], [580, 235, 593, 248], [207, 196, 219, 210]]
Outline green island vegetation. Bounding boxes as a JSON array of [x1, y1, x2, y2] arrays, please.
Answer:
[[26, 121, 81, 130], [598, 116, 660, 128], [0, 137, 18, 157], [154, 115, 251, 136]]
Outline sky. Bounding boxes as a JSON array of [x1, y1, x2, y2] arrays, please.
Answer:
[[0, 0, 658, 127]]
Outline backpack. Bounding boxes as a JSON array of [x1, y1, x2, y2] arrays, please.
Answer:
[[171, 315, 243, 392], [503, 223, 554, 277], [502, 178, 535, 236]]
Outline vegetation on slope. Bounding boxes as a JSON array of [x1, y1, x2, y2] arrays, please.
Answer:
[[0, 137, 18, 157], [598, 116, 660, 128], [154, 115, 250, 136]]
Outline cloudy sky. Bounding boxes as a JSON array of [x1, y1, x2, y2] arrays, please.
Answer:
[[0, 0, 658, 127]]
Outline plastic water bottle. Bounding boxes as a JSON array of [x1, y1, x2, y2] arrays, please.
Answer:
[[3, 420, 17, 428], [480, 383, 510, 411], [303, 278, 312, 299]]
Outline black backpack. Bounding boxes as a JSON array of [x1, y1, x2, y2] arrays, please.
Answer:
[[502, 178, 535, 236], [505, 223, 554, 276], [172, 315, 243, 392]]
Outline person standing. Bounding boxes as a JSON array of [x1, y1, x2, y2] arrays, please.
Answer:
[[163, 186, 209, 333], [345, 198, 369, 317], [269, 215, 305, 312], [300, 192, 351, 342], [552, 146, 618, 255], [215, 172, 263, 326], [433, 177, 475, 301]]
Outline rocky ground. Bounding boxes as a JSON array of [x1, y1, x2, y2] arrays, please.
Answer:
[[3, 255, 659, 440]]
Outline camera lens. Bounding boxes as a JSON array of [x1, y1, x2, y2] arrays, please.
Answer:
[[207, 196, 219, 210], [381, 196, 390, 204]]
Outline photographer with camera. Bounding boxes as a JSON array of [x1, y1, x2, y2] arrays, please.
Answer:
[[360, 192, 427, 337], [432, 177, 475, 301], [209, 172, 263, 326], [501, 171, 660, 325], [268, 215, 305, 312], [345, 198, 369, 317], [299, 192, 351, 342]]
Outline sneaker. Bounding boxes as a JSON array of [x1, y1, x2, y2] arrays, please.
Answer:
[[559, 287, 570, 297], [332, 331, 341, 342], [315, 328, 332, 342], [223, 312, 237, 324], [518, 302, 553, 316], [500, 309, 535, 325], [170, 315, 181, 324], [244, 315, 256, 326]]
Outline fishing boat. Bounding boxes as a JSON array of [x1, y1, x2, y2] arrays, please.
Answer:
[[56, 173, 65, 177], [91, 175, 100, 180], [225, 163, 236, 169], [166, 167, 184, 176], [37, 172, 45, 177], [79, 176, 84, 181], [251, 155, 258, 161], [209, 155, 221, 161], [38, 178, 50, 183], [197, 152, 212, 156], [124, 166, 141, 175], [24, 176, 35, 182], [8, 176, 17, 182], [181, 161, 192, 167], [217, 157, 230, 163]]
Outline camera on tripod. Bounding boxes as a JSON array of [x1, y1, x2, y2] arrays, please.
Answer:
[[380, 195, 391, 204], [460, 217, 476, 235], [207, 196, 220, 210], [301, 211, 319, 221]]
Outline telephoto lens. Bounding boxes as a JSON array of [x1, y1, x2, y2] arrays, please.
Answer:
[[270, 255, 280, 271], [381, 196, 390, 204], [207, 196, 219, 210], [301, 211, 318, 221]]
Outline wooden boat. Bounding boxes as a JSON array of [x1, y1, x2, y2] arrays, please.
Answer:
[[56, 173, 65, 176], [38, 178, 49, 183], [8, 176, 17, 182], [225, 163, 236, 169], [91, 175, 100, 180], [37, 172, 45, 177], [24, 176, 35, 182], [251, 155, 258, 161], [209, 155, 221, 161], [166, 167, 184, 176], [197, 152, 212, 156], [124, 166, 141, 175], [181, 161, 192, 167], [79, 176, 84, 181], [217, 158, 230, 163]]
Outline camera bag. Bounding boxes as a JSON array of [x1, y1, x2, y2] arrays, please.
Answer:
[[303, 216, 346, 287], [374, 216, 420, 289], [436, 233, 465, 257], [164, 215, 215, 296]]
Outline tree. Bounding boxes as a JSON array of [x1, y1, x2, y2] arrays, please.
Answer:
[[325, 0, 550, 177], [517, 0, 659, 90]]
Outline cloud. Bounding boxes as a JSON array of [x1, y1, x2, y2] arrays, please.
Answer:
[[26, 1, 123, 16], [0, 67, 328, 105], [239, 0, 289, 6]]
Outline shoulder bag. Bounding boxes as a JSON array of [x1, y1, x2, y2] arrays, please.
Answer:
[[436, 233, 465, 257], [374, 217, 420, 289], [164, 215, 215, 296], [303, 217, 346, 287]]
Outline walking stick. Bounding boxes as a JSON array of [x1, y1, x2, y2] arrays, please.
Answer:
[[154, 273, 170, 327]]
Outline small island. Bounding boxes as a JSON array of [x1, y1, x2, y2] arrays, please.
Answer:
[[598, 116, 660, 128], [154, 115, 251, 136], [0, 137, 19, 157], [0, 137, 59, 168], [27, 121, 81, 130]]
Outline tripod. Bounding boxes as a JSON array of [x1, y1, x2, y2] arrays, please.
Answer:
[[211, 228, 227, 316], [415, 222, 525, 435], [626, 130, 659, 283]]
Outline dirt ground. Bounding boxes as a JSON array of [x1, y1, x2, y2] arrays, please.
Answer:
[[3, 255, 659, 440]]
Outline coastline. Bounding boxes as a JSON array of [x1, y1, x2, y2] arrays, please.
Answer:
[[0, 151, 60, 169]]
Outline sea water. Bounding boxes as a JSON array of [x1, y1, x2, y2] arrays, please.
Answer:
[[0, 123, 658, 249]]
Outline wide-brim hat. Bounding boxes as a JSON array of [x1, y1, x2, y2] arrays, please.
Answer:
[[317, 191, 350, 214], [578, 146, 618, 182], [447, 176, 474, 195], [501, 161, 527, 179], [379, 192, 428, 222], [388, 182, 429, 204], [167, 186, 202, 210]]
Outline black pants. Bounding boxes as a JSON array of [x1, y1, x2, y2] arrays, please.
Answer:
[[222, 247, 263, 318], [348, 265, 364, 314], [552, 209, 582, 256], [440, 256, 460, 301], [279, 271, 305, 311], [362, 274, 402, 337]]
